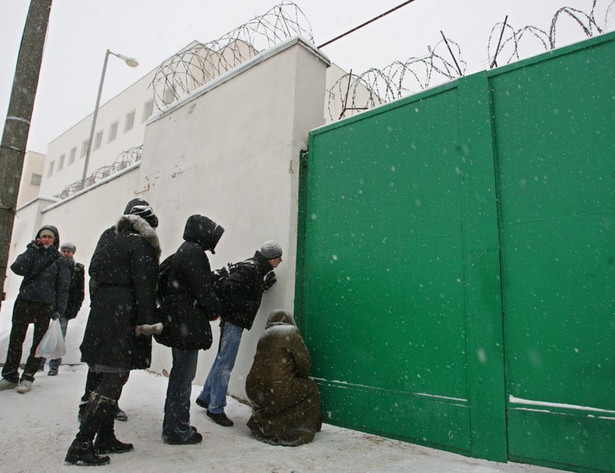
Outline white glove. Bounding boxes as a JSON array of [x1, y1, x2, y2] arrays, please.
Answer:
[[135, 322, 163, 336]]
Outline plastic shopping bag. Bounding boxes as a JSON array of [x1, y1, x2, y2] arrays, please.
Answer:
[[35, 319, 66, 359]]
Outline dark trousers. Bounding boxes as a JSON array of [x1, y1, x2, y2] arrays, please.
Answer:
[[162, 348, 198, 441], [2, 298, 52, 383]]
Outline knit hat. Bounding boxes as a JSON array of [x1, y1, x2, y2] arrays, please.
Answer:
[[39, 229, 55, 240], [61, 241, 76, 253], [124, 198, 159, 228], [260, 240, 283, 260]]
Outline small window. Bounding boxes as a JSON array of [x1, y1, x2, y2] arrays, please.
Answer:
[[142, 99, 154, 122], [108, 121, 118, 142], [69, 147, 77, 165], [94, 130, 103, 150], [30, 173, 42, 186], [80, 139, 89, 158], [124, 110, 135, 132], [58, 154, 65, 171], [47, 161, 55, 177]]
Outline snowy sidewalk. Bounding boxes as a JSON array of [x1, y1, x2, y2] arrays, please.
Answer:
[[0, 364, 565, 473]]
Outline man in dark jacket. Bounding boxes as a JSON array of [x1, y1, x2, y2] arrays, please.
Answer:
[[157, 214, 224, 445], [196, 240, 282, 427], [65, 198, 162, 466], [42, 241, 85, 376], [0, 225, 70, 394], [246, 310, 321, 446]]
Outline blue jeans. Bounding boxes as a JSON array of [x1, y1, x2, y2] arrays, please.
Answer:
[[163, 348, 199, 440], [197, 321, 243, 414]]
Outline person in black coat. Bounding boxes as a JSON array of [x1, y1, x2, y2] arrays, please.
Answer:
[[65, 198, 162, 466], [157, 214, 224, 445], [43, 241, 85, 376], [196, 240, 282, 427], [0, 225, 70, 394]]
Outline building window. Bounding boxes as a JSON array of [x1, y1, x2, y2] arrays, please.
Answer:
[[142, 99, 154, 122], [58, 154, 65, 171], [30, 173, 42, 186], [94, 130, 103, 150], [69, 147, 77, 165], [108, 121, 118, 142], [80, 139, 90, 158], [124, 110, 135, 132], [47, 161, 55, 177]]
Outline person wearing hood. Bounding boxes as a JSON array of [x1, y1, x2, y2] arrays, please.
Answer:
[[0, 225, 70, 394], [245, 310, 321, 447], [196, 240, 282, 427], [156, 214, 224, 445], [65, 198, 162, 466]]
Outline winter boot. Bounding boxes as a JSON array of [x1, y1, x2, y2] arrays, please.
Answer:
[[95, 408, 133, 454], [65, 440, 110, 466], [65, 392, 115, 466]]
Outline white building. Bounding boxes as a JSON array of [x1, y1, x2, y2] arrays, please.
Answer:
[[2, 35, 331, 406]]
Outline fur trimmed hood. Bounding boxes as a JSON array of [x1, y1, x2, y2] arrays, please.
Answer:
[[115, 214, 161, 257]]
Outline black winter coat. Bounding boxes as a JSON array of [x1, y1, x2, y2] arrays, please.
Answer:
[[80, 215, 161, 370], [64, 259, 85, 319], [156, 214, 224, 350], [217, 251, 273, 330], [11, 225, 70, 315]]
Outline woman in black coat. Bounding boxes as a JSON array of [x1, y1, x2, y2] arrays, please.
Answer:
[[65, 199, 161, 466], [157, 214, 224, 445]]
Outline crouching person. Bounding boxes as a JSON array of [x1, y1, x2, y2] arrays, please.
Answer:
[[65, 199, 162, 466], [245, 310, 321, 446]]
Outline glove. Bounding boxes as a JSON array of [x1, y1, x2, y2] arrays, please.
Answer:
[[263, 271, 277, 290], [51, 312, 61, 320], [27, 240, 42, 250], [135, 322, 163, 336]]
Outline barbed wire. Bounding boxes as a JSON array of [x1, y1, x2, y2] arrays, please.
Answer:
[[328, 36, 466, 120], [487, 0, 613, 67], [151, 1, 312, 111], [331, 0, 615, 120], [57, 146, 142, 200]]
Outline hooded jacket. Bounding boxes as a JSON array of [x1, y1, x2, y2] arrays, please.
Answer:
[[10, 225, 70, 314], [245, 310, 321, 446], [80, 214, 160, 370], [156, 214, 224, 350]]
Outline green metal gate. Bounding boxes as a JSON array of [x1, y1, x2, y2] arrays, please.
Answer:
[[296, 31, 615, 472]]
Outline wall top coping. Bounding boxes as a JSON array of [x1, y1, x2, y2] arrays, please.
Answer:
[[148, 35, 331, 124]]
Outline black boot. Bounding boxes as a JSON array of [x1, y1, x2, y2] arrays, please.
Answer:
[[65, 440, 110, 466], [65, 392, 115, 466], [95, 409, 133, 454]]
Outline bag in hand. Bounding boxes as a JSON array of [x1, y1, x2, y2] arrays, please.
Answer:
[[35, 319, 66, 359]]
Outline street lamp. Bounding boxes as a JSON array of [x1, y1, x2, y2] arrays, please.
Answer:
[[81, 49, 139, 185]]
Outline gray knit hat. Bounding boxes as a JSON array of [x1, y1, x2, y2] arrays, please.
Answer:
[[260, 240, 283, 260], [61, 241, 76, 253]]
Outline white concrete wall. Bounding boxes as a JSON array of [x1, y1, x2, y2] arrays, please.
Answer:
[[140, 36, 329, 400], [1, 37, 329, 404]]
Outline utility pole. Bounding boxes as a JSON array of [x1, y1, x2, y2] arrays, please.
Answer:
[[0, 0, 53, 310]]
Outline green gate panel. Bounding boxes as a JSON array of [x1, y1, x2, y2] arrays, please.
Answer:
[[297, 30, 615, 472], [490, 33, 615, 471], [301, 87, 474, 453]]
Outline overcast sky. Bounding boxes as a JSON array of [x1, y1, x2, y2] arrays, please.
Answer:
[[1, 0, 613, 153]]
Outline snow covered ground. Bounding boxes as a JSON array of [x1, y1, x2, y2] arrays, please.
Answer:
[[0, 363, 568, 473]]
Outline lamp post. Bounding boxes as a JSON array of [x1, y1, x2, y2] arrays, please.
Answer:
[[81, 49, 139, 186]]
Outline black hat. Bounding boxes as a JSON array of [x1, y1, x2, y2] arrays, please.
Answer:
[[124, 198, 158, 228]]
